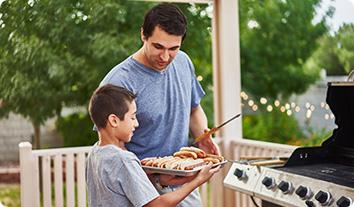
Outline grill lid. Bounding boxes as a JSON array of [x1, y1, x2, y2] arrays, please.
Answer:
[[322, 81, 354, 162], [285, 80, 354, 167]]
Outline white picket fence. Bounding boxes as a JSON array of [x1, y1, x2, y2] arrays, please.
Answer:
[[19, 142, 91, 207], [19, 139, 296, 207]]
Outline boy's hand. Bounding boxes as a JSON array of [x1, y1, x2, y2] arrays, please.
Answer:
[[158, 163, 221, 186], [195, 163, 221, 185], [159, 174, 197, 186]]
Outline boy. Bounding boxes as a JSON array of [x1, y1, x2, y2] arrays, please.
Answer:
[[86, 84, 220, 207]]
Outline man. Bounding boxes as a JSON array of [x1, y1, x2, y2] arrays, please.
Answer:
[[100, 3, 219, 206]]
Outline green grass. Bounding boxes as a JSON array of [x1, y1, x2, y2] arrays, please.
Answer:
[[0, 184, 20, 207]]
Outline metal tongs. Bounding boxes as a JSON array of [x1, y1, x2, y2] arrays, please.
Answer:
[[237, 156, 289, 167], [194, 113, 241, 143]]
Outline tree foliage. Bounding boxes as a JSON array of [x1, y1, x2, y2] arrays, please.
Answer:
[[0, 0, 337, 147], [0, 0, 152, 148], [306, 24, 354, 75], [239, 0, 331, 99], [0, 1, 213, 147]]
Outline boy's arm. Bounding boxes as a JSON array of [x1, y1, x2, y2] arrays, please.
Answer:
[[144, 164, 220, 207]]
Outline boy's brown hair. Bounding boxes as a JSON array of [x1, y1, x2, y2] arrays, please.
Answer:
[[88, 84, 136, 129]]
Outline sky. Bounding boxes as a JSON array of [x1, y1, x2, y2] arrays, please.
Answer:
[[316, 0, 354, 32]]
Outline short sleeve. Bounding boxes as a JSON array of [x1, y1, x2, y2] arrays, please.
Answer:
[[119, 157, 159, 207], [191, 75, 205, 108], [185, 55, 205, 108]]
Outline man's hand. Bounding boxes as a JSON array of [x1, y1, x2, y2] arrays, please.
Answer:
[[159, 174, 197, 186], [197, 129, 221, 155]]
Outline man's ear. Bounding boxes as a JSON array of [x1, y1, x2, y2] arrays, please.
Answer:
[[140, 28, 146, 42], [107, 114, 119, 128]]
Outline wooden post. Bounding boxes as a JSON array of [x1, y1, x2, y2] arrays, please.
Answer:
[[19, 142, 40, 207], [212, 0, 242, 206]]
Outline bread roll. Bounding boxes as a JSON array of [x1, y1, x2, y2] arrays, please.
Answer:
[[206, 153, 225, 162], [173, 151, 198, 159], [141, 157, 157, 166], [203, 157, 220, 164], [178, 158, 205, 170], [180, 146, 207, 158]]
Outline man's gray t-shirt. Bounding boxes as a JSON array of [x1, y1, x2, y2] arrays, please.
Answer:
[[86, 144, 159, 207], [100, 51, 205, 160]]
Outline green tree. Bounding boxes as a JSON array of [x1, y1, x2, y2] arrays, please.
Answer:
[[304, 34, 345, 75], [333, 24, 354, 74], [0, 1, 213, 148], [239, 0, 331, 99], [0, 0, 151, 148], [305, 24, 354, 76]]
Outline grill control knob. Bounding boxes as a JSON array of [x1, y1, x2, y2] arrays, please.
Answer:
[[296, 185, 313, 199], [262, 177, 276, 189], [315, 190, 332, 206], [277, 181, 293, 194], [336, 196, 353, 207], [305, 200, 316, 207], [234, 168, 247, 180]]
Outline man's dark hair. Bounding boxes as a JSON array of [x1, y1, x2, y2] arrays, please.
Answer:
[[88, 84, 136, 129], [142, 3, 187, 41]]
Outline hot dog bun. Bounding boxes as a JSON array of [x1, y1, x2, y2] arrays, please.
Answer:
[[180, 146, 207, 158], [140, 147, 224, 171], [203, 157, 220, 164], [173, 151, 198, 159], [206, 153, 225, 162]]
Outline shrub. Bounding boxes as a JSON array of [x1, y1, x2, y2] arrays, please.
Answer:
[[56, 112, 97, 147], [243, 110, 304, 144]]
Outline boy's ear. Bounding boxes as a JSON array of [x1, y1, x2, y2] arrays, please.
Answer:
[[107, 114, 119, 128]]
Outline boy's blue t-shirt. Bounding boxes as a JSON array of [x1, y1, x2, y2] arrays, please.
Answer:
[[100, 51, 205, 159]]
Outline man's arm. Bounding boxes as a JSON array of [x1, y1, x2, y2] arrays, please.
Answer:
[[189, 105, 220, 155]]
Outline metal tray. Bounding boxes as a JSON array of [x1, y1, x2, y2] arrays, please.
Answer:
[[142, 160, 227, 176]]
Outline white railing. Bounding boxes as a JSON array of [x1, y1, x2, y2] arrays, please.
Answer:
[[19, 139, 297, 207], [19, 142, 92, 207]]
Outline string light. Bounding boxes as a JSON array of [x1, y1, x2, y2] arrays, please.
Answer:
[[266, 105, 273, 112], [325, 104, 330, 110], [324, 114, 329, 120], [252, 105, 258, 111], [280, 106, 286, 112], [306, 110, 312, 119], [285, 103, 290, 110], [260, 97, 267, 104], [305, 102, 311, 109], [310, 105, 315, 111], [197, 75, 203, 81], [287, 110, 292, 116], [238, 91, 336, 121], [295, 106, 301, 112]]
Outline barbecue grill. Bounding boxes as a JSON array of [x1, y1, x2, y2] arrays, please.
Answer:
[[224, 79, 354, 207]]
